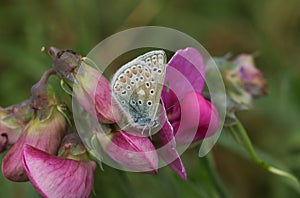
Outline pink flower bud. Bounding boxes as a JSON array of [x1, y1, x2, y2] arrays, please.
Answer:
[[233, 54, 268, 97], [0, 100, 31, 153], [74, 64, 122, 123], [45, 46, 122, 124], [2, 108, 67, 182]]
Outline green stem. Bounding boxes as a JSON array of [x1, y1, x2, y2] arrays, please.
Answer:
[[229, 119, 300, 191], [203, 153, 231, 198]]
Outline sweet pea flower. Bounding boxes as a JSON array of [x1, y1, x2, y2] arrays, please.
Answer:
[[94, 48, 218, 180], [44, 46, 219, 180], [2, 107, 67, 182], [2, 85, 68, 182], [22, 133, 96, 198], [161, 47, 220, 144], [0, 100, 32, 153]]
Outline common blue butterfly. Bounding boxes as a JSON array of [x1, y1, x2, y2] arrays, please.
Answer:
[[111, 50, 166, 134]]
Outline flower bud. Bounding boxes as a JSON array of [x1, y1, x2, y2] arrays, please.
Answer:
[[22, 134, 96, 198], [225, 54, 268, 105], [45, 46, 122, 123], [233, 54, 268, 98], [2, 108, 67, 182], [74, 63, 122, 123], [0, 100, 31, 153]]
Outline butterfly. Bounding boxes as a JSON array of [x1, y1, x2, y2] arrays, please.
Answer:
[[111, 50, 166, 134]]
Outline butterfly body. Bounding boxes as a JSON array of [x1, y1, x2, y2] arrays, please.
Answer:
[[111, 50, 166, 132]]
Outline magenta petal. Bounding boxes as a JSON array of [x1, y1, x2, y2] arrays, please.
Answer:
[[106, 131, 158, 173], [22, 145, 96, 198], [156, 103, 187, 180], [174, 92, 219, 144], [162, 47, 206, 108]]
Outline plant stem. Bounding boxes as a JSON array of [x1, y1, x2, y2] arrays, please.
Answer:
[[229, 119, 300, 191], [30, 69, 56, 110], [203, 153, 231, 198]]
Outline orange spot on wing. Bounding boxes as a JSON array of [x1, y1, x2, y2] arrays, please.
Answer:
[[132, 69, 137, 74], [120, 78, 127, 83], [126, 72, 132, 78], [145, 72, 150, 77]]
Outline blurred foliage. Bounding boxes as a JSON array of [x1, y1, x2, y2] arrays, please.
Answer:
[[0, 0, 300, 197]]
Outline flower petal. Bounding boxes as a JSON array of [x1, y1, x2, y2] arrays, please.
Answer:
[[22, 144, 96, 198], [2, 109, 67, 182], [105, 131, 158, 174], [157, 105, 187, 180], [173, 92, 219, 144], [162, 47, 206, 108]]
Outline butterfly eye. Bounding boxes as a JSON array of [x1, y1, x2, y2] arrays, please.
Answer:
[[149, 89, 155, 95], [126, 85, 131, 90], [157, 69, 162, 74], [153, 67, 158, 72], [125, 69, 130, 74], [147, 100, 153, 106], [145, 82, 150, 88], [137, 65, 142, 69], [138, 100, 143, 105], [130, 81, 135, 85], [131, 66, 136, 70], [140, 76, 144, 81]]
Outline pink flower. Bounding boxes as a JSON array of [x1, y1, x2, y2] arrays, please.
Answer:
[[91, 48, 219, 180], [162, 47, 220, 144], [22, 143, 96, 198], [1, 108, 67, 182]]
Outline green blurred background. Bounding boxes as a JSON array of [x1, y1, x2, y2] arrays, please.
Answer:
[[0, 0, 300, 197]]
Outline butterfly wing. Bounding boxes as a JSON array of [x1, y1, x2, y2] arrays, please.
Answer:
[[111, 50, 166, 128]]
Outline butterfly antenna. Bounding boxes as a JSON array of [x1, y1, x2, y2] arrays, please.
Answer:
[[165, 99, 184, 111]]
